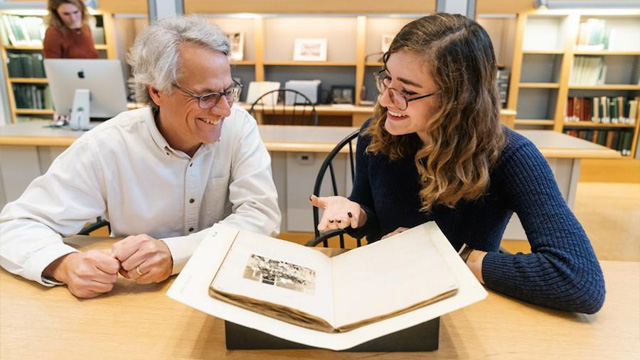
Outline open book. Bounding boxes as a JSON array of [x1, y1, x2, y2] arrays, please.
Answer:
[[208, 225, 459, 333]]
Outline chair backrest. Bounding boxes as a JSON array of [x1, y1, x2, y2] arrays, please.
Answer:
[[78, 216, 111, 236], [249, 89, 319, 126], [307, 129, 362, 248]]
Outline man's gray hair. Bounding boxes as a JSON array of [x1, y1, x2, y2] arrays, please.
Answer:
[[128, 15, 230, 112]]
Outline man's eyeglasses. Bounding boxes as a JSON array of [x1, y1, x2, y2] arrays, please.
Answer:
[[172, 79, 242, 109], [373, 69, 438, 111]]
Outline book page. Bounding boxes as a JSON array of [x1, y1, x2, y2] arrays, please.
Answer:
[[210, 231, 336, 327], [331, 224, 459, 330]]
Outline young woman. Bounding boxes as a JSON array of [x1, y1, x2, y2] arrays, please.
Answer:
[[311, 13, 605, 314], [43, 0, 99, 59]]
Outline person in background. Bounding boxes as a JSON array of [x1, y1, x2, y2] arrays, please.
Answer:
[[311, 13, 605, 314], [43, 0, 99, 59], [0, 16, 281, 298]]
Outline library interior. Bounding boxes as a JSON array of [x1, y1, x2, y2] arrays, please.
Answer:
[[0, 0, 638, 359]]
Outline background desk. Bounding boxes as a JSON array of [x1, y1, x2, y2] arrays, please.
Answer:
[[0, 121, 620, 238], [242, 104, 517, 128], [0, 236, 637, 359]]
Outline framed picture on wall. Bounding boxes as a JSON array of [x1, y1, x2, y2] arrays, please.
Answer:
[[293, 38, 327, 62], [381, 34, 394, 53], [226, 32, 244, 61]]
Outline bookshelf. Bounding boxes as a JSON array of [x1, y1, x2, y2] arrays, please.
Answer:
[[0, 12, 421, 127], [507, 9, 640, 158], [94, 12, 517, 129], [0, 9, 116, 124], [189, 14, 421, 116]]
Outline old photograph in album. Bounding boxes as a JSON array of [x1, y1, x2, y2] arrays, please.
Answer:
[[208, 223, 459, 333]]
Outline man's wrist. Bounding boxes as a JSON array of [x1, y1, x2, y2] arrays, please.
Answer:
[[42, 253, 76, 283]]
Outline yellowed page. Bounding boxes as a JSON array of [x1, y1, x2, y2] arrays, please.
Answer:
[[210, 231, 335, 326], [330, 224, 459, 329]]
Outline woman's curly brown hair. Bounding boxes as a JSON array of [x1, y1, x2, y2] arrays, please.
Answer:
[[365, 13, 505, 211]]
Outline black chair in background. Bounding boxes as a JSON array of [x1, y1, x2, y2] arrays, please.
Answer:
[[78, 216, 110, 236], [306, 129, 364, 249], [248, 89, 318, 126]]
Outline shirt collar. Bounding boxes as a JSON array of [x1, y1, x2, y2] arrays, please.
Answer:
[[143, 107, 217, 159]]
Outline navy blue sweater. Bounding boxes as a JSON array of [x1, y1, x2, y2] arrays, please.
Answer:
[[348, 121, 605, 314]]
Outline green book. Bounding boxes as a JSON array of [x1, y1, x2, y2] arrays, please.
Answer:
[[1, 15, 17, 45], [44, 86, 53, 109], [31, 53, 45, 78], [7, 53, 23, 77], [21, 54, 34, 78], [621, 132, 632, 156], [597, 130, 607, 146]]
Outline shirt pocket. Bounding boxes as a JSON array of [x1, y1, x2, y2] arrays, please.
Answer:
[[202, 175, 231, 225]]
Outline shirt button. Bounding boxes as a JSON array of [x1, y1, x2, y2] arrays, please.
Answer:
[[189, 198, 195, 204], [188, 227, 194, 232], [189, 163, 193, 167]]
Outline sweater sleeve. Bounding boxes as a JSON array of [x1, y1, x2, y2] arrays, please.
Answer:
[[346, 123, 382, 241], [43, 26, 63, 58], [481, 139, 605, 314]]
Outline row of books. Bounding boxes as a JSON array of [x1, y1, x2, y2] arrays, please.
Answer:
[[564, 96, 638, 124], [575, 18, 613, 51], [563, 129, 634, 156], [6, 53, 46, 78], [496, 67, 510, 109], [12, 84, 52, 110], [569, 56, 605, 86], [0, 15, 45, 46]]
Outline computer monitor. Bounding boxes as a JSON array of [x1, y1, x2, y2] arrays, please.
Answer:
[[44, 59, 128, 120]]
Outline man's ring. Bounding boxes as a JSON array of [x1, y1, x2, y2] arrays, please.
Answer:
[[136, 266, 143, 276]]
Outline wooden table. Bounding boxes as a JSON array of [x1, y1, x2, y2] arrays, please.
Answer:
[[0, 121, 618, 156], [1, 237, 638, 359]]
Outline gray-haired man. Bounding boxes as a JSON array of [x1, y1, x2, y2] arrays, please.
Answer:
[[0, 16, 281, 298]]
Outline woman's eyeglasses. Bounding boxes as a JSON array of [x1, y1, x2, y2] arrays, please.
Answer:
[[172, 79, 242, 109], [373, 69, 438, 111]]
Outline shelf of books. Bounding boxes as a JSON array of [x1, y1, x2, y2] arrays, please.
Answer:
[[508, 9, 640, 159], [0, 10, 114, 123], [193, 14, 419, 107], [565, 13, 640, 158], [564, 96, 638, 156], [1, 12, 419, 124]]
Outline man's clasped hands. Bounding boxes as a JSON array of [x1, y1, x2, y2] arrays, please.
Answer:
[[43, 235, 173, 299]]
